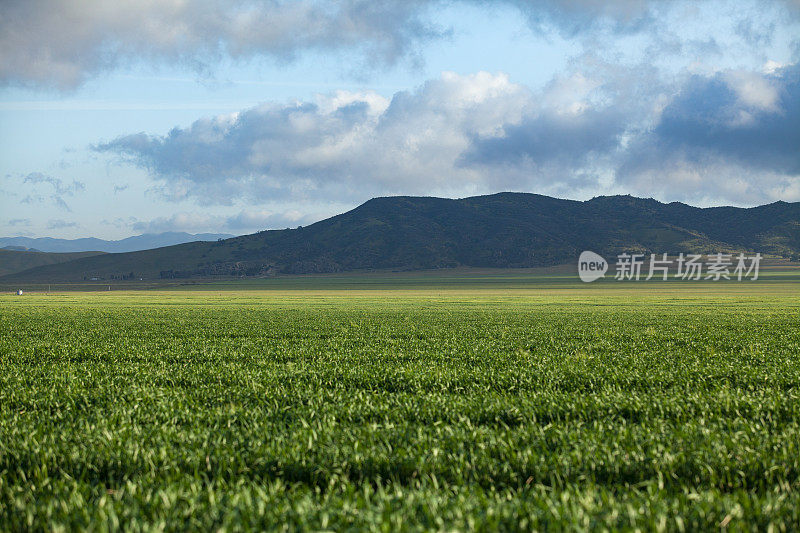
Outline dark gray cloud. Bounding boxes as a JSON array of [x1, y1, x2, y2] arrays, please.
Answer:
[[618, 63, 800, 201], [505, 0, 800, 39], [498, 0, 657, 36], [659, 64, 798, 174], [461, 107, 627, 170]]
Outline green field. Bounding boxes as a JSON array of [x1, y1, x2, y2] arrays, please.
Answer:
[[1, 279, 800, 530]]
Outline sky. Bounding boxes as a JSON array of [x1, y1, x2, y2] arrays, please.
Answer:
[[1, 0, 799, 240]]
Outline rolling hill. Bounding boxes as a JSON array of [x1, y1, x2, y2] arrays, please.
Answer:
[[0, 249, 105, 277], [3, 193, 800, 282]]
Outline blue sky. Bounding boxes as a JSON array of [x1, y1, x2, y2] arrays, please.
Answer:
[[1, 1, 799, 239]]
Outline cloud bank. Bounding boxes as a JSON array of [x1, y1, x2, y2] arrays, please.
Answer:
[[96, 72, 534, 202], [5, 0, 799, 90], [95, 63, 800, 206], [0, 0, 443, 89], [618, 63, 800, 200], [127, 209, 322, 235]]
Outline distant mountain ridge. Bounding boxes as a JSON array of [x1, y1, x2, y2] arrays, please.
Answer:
[[0, 232, 236, 253], [3, 193, 799, 282]]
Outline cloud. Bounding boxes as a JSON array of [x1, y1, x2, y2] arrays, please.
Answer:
[[95, 72, 537, 202], [7, 218, 31, 227], [735, 16, 776, 48], [131, 212, 222, 234], [503, 0, 800, 39], [129, 209, 323, 235], [619, 62, 800, 202], [1, 0, 444, 89], [19, 193, 72, 211], [46, 219, 78, 229], [50, 196, 72, 212], [96, 60, 800, 206], [94, 65, 659, 203], [6, 0, 799, 90], [21, 195, 44, 205], [19, 172, 84, 212], [455, 66, 645, 193], [460, 106, 627, 175], [498, 0, 657, 36], [23, 172, 85, 195], [223, 209, 316, 231], [102, 216, 138, 229], [113, 184, 129, 194]]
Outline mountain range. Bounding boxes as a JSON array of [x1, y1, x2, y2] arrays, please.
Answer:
[[0, 232, 235, 254], [2, 193, 799, 282]]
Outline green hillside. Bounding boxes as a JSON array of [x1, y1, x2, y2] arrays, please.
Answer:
[[3, 193, 800, 282], [0, 249, 105, 277]]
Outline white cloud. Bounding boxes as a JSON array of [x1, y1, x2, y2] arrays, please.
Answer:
[[5, 0, 799, 90], [130, 209, 325, 234], [763, 60, 785, 74], [724, 70, 779, 113], [95, 71, 551, 202], [0, 0, 444, 89], [96, 61, 800, 207]]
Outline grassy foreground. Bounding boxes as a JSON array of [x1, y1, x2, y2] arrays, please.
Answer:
[[1, 280, 799, 530]]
